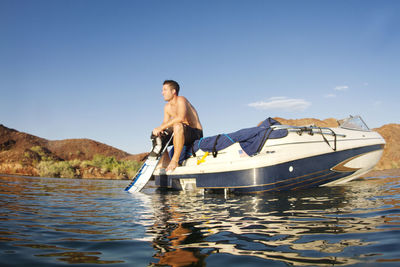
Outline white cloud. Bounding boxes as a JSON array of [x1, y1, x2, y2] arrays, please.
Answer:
[[334, 85, 349, 91], [324, 93, 336, 98], [248, 97, 311, 112]]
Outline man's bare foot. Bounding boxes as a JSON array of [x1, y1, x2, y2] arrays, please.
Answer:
[[166, 160, 179, 172]]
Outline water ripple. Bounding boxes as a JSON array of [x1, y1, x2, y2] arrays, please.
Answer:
[[1, 174, 400, 266]]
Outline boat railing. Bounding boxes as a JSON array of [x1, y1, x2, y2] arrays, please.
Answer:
[[270, 125, 346, 137], [269, 125, 345, 151]]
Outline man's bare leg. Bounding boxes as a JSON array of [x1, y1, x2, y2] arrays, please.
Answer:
[[166, 123, 184, 171], [156, 150, 170, 170]]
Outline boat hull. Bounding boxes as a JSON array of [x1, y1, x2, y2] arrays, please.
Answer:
[[154, 144, 384, 193]]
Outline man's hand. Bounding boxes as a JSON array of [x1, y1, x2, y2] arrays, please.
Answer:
[[152, 127, 163, 136]]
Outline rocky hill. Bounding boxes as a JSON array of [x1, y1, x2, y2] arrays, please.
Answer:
[[0, 124, 133, 161], [0, 124, 144, 178], [373, 124, 400, 170], [274, 117, 339, 127]]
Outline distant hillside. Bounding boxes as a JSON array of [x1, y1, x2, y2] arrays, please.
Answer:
[[0, 124, 132, 161], [373, 124, 400, 170], [274, 117, 339, 127], [0, 124, 143, 178]]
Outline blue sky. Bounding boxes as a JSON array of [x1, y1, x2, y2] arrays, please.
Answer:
[[1, 0, 399, 154]]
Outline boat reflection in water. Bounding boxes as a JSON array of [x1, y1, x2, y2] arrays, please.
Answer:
[[140, 176, 399, 266]]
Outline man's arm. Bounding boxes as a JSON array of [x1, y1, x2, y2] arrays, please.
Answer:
[[153, 97, 187, 135]]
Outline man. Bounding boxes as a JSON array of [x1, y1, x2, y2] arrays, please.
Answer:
[[152, 80, 203, 171]]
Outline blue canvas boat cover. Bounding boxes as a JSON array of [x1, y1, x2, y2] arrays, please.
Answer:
[[169, 117, 288, 163]]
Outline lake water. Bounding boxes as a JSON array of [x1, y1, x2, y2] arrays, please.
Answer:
[[1, 173, 399, 267]]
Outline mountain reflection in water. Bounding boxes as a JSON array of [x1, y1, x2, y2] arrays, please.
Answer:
[[0, 174, 399, 266]]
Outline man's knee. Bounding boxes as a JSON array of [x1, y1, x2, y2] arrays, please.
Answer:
[[173, 123, 184, 134]]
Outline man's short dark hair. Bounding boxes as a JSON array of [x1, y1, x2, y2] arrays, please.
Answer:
[[163, 80, 180, 95]]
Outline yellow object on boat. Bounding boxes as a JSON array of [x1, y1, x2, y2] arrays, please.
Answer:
[[197, 152, 209, 165]]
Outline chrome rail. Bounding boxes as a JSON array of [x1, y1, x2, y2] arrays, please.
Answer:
[[270, 125, 346, 137]]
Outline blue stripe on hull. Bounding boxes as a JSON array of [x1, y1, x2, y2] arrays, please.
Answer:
[[155, 144, 383, 193]]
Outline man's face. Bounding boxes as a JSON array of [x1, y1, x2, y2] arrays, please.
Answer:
[[162, 84, 175, 101]]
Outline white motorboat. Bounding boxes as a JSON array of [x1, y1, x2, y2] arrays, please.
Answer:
[[154, 116, 385, 193]]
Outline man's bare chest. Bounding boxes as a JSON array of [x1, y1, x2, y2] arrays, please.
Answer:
[[166, 103, 178, 116]]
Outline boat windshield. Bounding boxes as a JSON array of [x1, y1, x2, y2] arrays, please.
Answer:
[[338, 116, 370, 131]]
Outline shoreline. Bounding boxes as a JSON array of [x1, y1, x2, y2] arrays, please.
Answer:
[[0, 172, 130, 181], [2, 168, 400, 181]]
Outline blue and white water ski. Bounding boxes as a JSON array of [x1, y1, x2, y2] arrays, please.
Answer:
[[125, 132, 173, 193]]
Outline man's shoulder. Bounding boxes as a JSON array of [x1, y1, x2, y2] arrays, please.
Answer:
[[177, 96, 191, 106], [166, 96, 189, 110], [177, 96, 188, 102]]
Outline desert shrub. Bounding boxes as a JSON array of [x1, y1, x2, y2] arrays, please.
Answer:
[[90, 154, 116, 173], [36, 154, 141, 179], [87, 154, 141, 178], [37, 160, 75, 178], [57, 162, 76, 178], [121, 160, 142, 178], [69, 159, 81, 168], [80, 160, 91, 168], [29, 146, 54, 161], [23, 149, 41, 166], [30, 146, 45, 156]]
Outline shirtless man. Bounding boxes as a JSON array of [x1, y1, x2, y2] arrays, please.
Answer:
[[152, 80, 203, 171]]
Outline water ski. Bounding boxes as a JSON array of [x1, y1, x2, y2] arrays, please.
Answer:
[[125, 132, 173, 193]]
